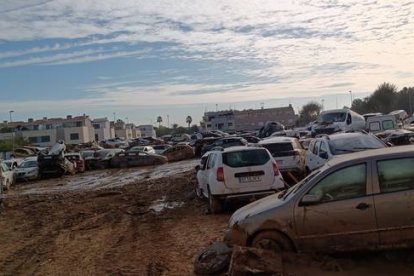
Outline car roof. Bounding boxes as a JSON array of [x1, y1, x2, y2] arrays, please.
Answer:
[[222, 146, 263, 153], [326, 145, 414, 167], [259, 136, 297, 144]]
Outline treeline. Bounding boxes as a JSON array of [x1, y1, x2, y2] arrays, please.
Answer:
[[297, 82, 414, 126], [351, 82, 414, 115]]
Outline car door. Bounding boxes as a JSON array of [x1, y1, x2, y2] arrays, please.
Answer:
[[294, 162, 379, 252], [307, 141, 324, 171], [197, 153, 212, 197], [372, 156, 414, 248]]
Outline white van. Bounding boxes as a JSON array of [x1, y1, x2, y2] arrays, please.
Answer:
[[366, 115, 397, 133], [312, 109, 365, 136]]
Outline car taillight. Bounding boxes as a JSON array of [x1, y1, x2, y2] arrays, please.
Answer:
[[216, 167, 225, 182], [272, 162, 280, 176]]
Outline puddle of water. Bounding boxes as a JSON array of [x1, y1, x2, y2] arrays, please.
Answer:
[[148, 196, 184, 213]]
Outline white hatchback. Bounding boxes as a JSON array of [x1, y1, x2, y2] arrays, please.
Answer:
[[196, 146, 285, 213]]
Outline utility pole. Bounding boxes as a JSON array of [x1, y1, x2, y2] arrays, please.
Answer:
[[9, 110, 14, 153], [348, 90, 353, 108], [167, 115, 170, 128], [113, 112, 116, 122]]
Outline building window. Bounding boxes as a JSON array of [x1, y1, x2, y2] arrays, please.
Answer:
[[228, 122, 233, 127], [33, 125, 39, 130], [70, 133, 80, 140], [206, 124, 211, 128], [28, 137, 37, 143], [93, 124, 100, 129], [76, 121, 82, 127], [41, 136, 51, 142], [28, 136, 50, 143]]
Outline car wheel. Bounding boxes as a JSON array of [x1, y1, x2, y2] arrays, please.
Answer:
[[208, 188, 222, 214], [251, 231, 294, 253]]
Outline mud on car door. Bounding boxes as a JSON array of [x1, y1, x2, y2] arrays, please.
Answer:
[[294, 162, 379, 252]]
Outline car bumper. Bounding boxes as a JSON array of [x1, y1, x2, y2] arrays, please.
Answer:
[[215, 189, 277, 201], [229, 224, 249, 247]]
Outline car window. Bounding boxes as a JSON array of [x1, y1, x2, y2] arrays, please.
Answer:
[[319, 141, 328, 157], [223, 149, 270, 168], [377, 157, 414, 193], [313, 141, 320, 155], [369, 122, 381, 131], [307, 164, 367, 202], [262, 143, 293, 157], [382, 120, 395, 130], [206, 154, 215, 169], [308, 140, 315, 153]]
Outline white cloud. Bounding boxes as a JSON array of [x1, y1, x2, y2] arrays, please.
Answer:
[[0, 0, 413, 109]]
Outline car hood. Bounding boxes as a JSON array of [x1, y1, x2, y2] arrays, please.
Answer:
[[229, 192, 287, 227]]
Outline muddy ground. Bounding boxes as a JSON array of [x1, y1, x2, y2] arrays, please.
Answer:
[[1, 160, 414, 275]]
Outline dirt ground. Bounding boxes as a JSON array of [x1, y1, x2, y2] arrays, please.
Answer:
[[2, 161, 414, 275], [0, 162, 229, 275]]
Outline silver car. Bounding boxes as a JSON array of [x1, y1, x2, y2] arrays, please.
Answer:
[[229, 146, 414, 253]]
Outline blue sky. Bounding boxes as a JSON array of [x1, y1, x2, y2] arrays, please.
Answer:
[[0, 0, 413, 126]]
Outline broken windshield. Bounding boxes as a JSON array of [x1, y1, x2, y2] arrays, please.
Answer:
[[320, 112, 347, 123]]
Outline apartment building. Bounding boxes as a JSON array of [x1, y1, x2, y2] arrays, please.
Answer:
[[202, 105, 296, 132], [1, 115, 96, 146], [137, 125, 156, 138], [92, 118, 112, 141]]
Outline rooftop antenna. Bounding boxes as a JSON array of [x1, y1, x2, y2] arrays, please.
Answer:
[[260, 102, 264, 109]]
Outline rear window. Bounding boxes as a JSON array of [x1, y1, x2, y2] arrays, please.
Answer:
[[262, 142, 294, 156], [223, 149, 270, 168]]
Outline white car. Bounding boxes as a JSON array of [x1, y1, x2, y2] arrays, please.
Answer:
[[259, 137, 306, 179], [196, 146, 285, 213], [15, 157, 39, 181], [128, 146, 155, 154], [0, 160, 16, 191], [305, 132, 386, 172]]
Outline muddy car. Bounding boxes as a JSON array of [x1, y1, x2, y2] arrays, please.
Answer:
[[194, 137, 221, 157], [376, 129, 414, 145], [65, 152, 86, 173], [38, 142, 76, 177], [87, 149, 124, 170], [110, 151, 167, 168], [229, 146, 414, 253], [162, 144, 195, 162]]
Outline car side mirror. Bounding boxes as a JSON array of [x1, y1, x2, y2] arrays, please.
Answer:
[[300, 194, 322, 206], [319, 152, 328, 159], [195, 165, 201, 171]]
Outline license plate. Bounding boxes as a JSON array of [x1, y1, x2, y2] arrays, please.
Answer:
[[239, 175, 262, 183]]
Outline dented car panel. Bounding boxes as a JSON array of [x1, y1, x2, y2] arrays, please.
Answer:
[[229, 146, 414, 253]]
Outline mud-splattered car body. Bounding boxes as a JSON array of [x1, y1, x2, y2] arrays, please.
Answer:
[[87, 149, 124, 170], [162, 145, 195, 162], [110, 151, 167, 168], [229, 146, 414, 253], [65, 152, 86, 173]]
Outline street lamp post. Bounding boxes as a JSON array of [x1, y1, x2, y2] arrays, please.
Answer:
[[348, 91, 353, 108], [9, 110, 14, 153]]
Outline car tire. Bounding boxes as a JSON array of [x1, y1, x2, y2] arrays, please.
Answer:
[[251, 231, 294, 253], [208, 188, 222, 214]]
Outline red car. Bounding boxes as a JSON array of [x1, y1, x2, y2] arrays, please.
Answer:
[[65, 153, 85, 173]]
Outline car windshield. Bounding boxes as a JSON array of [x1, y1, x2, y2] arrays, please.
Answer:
[[130, 147, 144, 151], [262, 142, 293, 157], [223, 149, 270, 167], [320, 112, 347, 123], [19, 160, 38, 168], [329, 135, 385, 155]]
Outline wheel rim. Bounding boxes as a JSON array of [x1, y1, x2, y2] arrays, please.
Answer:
[[255, 238, 283, 251]]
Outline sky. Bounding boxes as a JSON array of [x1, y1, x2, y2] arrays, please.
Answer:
[[0, 0, 413, 126]]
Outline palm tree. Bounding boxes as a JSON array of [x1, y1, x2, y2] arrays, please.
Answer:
[[186, 116, 192, 129], [156, 116, 163, 127]]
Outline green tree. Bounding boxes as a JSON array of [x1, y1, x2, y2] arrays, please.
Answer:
[[297, 101, 322, 126], [368, 82, 397, 113], [185, 116, 192, 129], [156, 116, 163, 127]]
